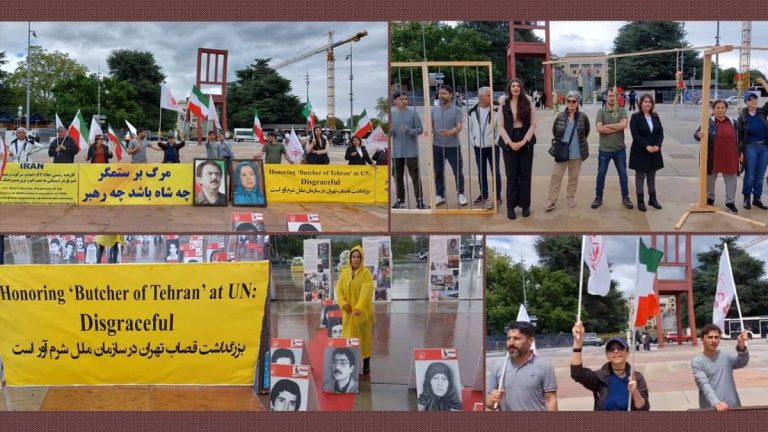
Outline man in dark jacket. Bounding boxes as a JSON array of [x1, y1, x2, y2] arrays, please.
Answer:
[[48, 127, 79, 163], [571, 320, 650, 411]]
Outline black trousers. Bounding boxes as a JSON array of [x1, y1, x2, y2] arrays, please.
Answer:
[[393, 157, 422, 202], [501, 131, 533, 210]]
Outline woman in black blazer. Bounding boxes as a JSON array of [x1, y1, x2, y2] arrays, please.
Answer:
[[345, 136, 374, 165], [629, 94, 664, 212]]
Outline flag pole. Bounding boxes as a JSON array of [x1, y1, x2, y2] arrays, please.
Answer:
[[158, 108, 163, 139], [577, 235, 586, 323], [628, 298, 635, 411], [725, 244, 746, 335], [493, 352, 509, 411]]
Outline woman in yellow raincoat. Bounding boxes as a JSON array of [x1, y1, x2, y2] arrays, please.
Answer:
[[335, 245, 374, 381]]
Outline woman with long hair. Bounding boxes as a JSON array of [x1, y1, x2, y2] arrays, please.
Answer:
[[345, 135, 374, 165], [233, 160, 265, 205], [546, 91, 590, 212], [306, 126, 330, 164], [497, 79, 537, 220], [629, 94, 664, 212], [417, 361, 463, 411]]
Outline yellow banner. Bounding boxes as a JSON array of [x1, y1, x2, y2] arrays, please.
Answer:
[[265, 164, 377, 204], [0, 163, 78, 204], [0, 262, 269, 385], [78, 163, 193, 205], [375, 165, 389, 205]]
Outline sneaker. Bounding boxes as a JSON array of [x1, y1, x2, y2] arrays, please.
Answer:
[[391, 200, 405, 209], [458, 194, 468, 206], [545, 201, 556, 212], [567, 198, 576, 208], [435, 196, 446, 206], [753, 198, 768, 210], [706, 198, 714, 206], [473, 195, 486, 204], [725, 203, 738, 214], [591, 197, 602, 209], [622, 197, 634, 209], [416, 199, 428, 210]]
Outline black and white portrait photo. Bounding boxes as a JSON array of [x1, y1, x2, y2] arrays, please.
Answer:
[[415, 360, 463, 411], [322, 346, 361, 394]]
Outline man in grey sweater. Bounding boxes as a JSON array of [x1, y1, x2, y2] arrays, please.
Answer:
[[691, 323, 749, 411], [391, 90, 426, 209]]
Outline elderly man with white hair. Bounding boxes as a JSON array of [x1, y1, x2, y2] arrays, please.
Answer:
[[9, 127, 34, 163], [467, 86, 501, 207]]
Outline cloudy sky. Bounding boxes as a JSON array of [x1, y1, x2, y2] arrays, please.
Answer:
[[488, 235, 768, 298], [549, 21, 768, 73], [0, 22, 387, 121]]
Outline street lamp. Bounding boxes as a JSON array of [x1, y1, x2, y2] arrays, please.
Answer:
[[521, 257, 528, 308], [346, 44, 354, 131], [26, 22, 37, 130]]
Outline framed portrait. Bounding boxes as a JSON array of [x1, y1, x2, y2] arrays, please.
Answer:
[[230, 158, 267, 207], [414, 349, 463, 412], [270, 364, 310, 412], [193, 158, 228, 207], [322, 339, 361, 394]]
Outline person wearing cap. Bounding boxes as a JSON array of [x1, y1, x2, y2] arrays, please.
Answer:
[[48, 126, 79, 163], [9, 127, 34, 163], [737, 79, 768, 210], [570, 320, 649, 410], [691, 323, 749, 411], [486, 321, 558, 411], [151, 134, 185, 163]]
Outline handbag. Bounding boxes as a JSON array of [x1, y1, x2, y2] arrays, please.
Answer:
[[548, 113, 577, 163]]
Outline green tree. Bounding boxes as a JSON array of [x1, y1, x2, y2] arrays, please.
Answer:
[[227, 59, 305, 128], [608, 22, 702, 88], [534, 236, 628, 333], [391, 236, 417, 260], [0, 51, 17, 114], [52, 74, 143, 131], [106, 50, 167, 131], [375, 96, 389, 121], [486, 247, 527, 334], [7, 46, 88, 118], [690, 237, 768, 331]]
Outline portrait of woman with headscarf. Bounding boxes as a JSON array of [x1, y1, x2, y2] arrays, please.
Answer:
[[232, 159, 266, 206], [417, 361, 463, 411]]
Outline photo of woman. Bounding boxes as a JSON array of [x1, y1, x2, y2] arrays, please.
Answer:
[[417, 361, 463, 411], [166, 239, 180, 262], [231, 159, 267, 207]]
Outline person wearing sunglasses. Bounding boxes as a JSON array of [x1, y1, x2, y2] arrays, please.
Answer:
[[571, 320, 650, 411], [546, 91, 590, 212]]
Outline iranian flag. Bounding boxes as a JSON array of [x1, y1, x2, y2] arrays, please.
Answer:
[[68, 110, 90, 152], [187, 85, 209, 119], [302, 101, 315, 131], [633, 238, 664, 328], [354, 109, 373, 139], [107, 124, 124, 162], [253, 109, 265, 144], [583, 235, 611, 296], [207, 94, 221, 130], [713, 244, 738, 332], [88, 116, 104, 145], [55, 113, 65, 130]]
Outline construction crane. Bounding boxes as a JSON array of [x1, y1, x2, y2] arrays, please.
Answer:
[[272, 30, 368, 129], [738, 21, 752, 100]]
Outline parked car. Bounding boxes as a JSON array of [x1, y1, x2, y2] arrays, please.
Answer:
[[726, 96, 739, 106], [418, 250, 429, 261], [665, 332, 692, 343], [583, 333, 604, 346]]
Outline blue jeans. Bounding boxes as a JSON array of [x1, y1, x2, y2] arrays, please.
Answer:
[[473, 146, 501, 199], [742, 143, 768, 197], [595, 149, 629, 199], [433, 146, 465, 197]]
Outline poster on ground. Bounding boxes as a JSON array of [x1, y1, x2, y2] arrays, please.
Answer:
[[414, 348, 463, 411], [303, 239, 332, 302], [428, 236, 461, 301], [362, 236, 392, 302]]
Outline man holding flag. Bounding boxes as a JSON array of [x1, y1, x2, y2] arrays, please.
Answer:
[[48, 127, 78, 163], [486, 320, 558, 411], [691, 243, 749, 411], [691, 324, 748, 411]]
